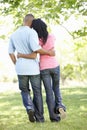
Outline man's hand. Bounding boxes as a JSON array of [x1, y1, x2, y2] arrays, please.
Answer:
[[9, 53, 16, 64], [48, 48, 55, 56], [36, 47, 55, 56]]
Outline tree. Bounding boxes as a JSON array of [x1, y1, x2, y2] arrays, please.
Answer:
[[0, 0, 87, 38]]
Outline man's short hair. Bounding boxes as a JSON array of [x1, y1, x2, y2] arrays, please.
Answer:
[[23, 14, 34, 23]]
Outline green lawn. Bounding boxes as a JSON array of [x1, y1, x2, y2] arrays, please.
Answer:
[[0, 86, 87, 130]]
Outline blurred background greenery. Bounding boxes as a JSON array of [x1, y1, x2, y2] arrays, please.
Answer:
[[0, 0, 87, 85]]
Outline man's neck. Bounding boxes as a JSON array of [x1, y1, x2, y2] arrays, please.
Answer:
[[23, 22, 30, 27]]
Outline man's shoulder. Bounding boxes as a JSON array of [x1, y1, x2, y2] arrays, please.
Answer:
[[10, 26, 29, 37], [10, 27, 20, 37]]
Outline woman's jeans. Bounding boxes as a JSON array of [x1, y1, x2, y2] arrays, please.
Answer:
[[18, 74, 44, 122], [40, 66, 66, 119]]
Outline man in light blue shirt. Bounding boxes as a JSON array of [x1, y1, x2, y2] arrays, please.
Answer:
[[8, 14, 54, 122], [9, 25, 41, 75]]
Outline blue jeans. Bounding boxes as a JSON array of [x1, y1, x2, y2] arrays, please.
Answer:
[[18, 75, 44, 122], [40, 66, 66, 117]]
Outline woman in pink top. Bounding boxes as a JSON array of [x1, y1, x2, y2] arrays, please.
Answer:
[[18, 19, 66, 121]]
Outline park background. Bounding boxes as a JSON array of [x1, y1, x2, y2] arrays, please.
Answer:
[[0, 0, 87, 130]]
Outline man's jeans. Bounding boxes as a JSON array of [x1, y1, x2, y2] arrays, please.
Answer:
[[40, 66, 66, 120], [18, 74, 44, 122]]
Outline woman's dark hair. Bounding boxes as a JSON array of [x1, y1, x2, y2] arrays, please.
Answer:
[[31, 18, 48, 44]]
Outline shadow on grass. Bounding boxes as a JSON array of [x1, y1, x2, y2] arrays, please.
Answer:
[[0, 87, 87, 130]]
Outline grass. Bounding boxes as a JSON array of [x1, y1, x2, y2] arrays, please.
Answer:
[[0, 86, 87, 130]]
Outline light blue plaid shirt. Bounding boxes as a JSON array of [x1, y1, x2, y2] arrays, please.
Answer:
[[8, 26, 41, 75]]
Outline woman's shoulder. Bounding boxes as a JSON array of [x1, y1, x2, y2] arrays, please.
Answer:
[[48, 33, 55, 39], [48, 33, 56, 41]]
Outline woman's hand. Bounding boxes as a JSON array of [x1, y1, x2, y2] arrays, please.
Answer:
[[17, 52, 37, 59]]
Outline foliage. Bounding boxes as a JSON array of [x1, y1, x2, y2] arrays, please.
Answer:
[[61, 64, 75, 84], [0, 0, 87, 38], [73, 26, 87, 39], [73, 37, 87, 80], [60, 36, 87, 83]]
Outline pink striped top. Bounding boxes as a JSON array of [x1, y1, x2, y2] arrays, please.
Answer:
[[39, 34, 59, 70]]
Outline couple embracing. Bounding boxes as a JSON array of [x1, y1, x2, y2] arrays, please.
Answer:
[[8, 14, 66, 123]]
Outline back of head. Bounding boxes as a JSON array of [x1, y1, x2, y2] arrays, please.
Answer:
[[23, 14, 34, 27], [31, 18, 48, 44]]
